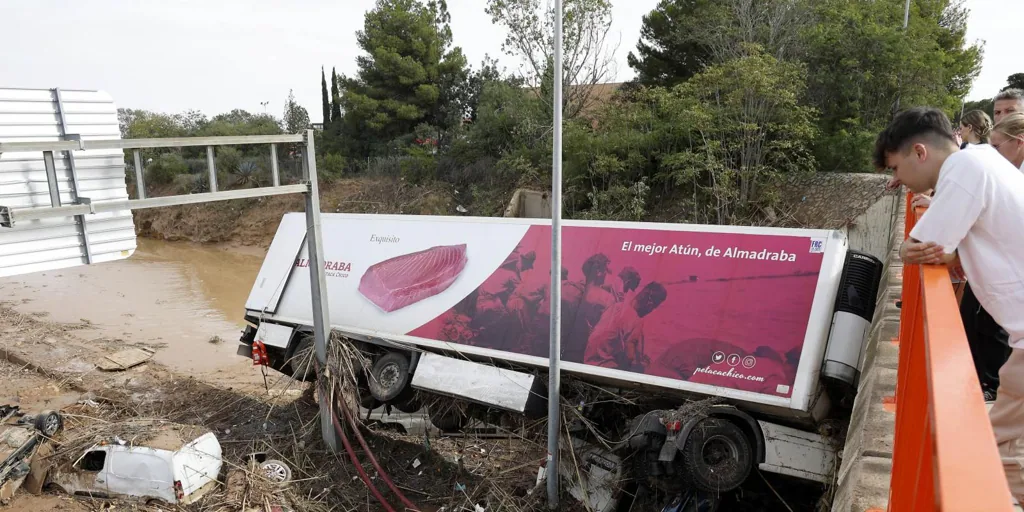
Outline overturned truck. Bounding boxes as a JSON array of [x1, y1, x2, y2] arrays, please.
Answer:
[[237, 213, 883, 504]]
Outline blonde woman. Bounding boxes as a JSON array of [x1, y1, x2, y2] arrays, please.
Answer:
[[959, 109, 993, 148], [991, 112, 1024, 171]]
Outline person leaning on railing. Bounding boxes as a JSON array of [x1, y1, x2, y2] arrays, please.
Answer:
[[874, 106, 1024, 505], [887, 108, 1012, 402]]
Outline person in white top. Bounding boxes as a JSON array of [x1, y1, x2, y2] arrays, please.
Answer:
[[960, 109, 994, 149], [992, 112, 1024, 172], [875, 106, 1024, 502]]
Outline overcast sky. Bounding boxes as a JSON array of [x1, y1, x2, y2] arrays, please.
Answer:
[[0, 0, 1017, 120]]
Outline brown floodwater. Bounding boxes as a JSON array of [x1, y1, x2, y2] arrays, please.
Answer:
[[0, 239, 269, 385]]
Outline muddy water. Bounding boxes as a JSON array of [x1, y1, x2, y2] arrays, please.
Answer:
[[0, 239, 270, 386]]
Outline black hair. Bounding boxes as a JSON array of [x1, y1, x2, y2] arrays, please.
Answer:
[[618, 266, 641, 292], [640, 281, 667, 303], [581, 253, 611, 280], [872, 106, 957, 170]]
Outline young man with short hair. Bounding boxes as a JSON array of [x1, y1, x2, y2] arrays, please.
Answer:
[[875, 106, 1024, 501]]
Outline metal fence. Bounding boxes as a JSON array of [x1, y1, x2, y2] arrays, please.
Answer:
[[0, 130, 339, 451]]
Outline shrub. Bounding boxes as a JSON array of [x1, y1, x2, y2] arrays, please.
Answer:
[[146, 153, 189, 185]]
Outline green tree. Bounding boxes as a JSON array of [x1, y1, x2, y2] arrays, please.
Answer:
[[628, 0, 809, 88], [321, 67, 331, 126], [1004, 73, 1024, 91], [564, 47, 816, 223], [336, 0, 470, 157], [802, 0, 982, 172], [146, 153, 190, 185], [283, 89, 311, 133], [331, 67, 342, 124], [486, 0, 616, 119], [627, 0, 721, 87], [197, 110, 283, 137]]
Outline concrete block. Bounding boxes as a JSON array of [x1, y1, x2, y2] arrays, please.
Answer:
[[861, 322, 900, 372], [831, 455, 892, 512]]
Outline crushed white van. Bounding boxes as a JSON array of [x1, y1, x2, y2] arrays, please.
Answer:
[[46, 423, 222, 505]]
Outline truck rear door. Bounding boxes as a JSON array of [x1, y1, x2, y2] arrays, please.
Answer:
[[245, 213, 307, 314]]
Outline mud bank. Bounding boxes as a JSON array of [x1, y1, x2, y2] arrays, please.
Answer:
[[133, 177, 455, 248]]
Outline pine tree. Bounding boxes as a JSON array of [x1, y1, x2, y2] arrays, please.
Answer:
[[337, 0, 469, 156], [321, 67, 331, 126], [330, 68, 342, 125]]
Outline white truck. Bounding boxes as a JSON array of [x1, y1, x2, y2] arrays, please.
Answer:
[[236, 213, 882, 507]]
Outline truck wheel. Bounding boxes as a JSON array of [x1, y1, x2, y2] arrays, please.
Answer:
[[289, 334, 317, 382], [368, 352, 411, 402], [681, 418, 752, 493], [34, 410, 63, 437]]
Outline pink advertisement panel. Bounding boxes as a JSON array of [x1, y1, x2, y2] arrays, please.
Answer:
[[407, 225, 826, 398]]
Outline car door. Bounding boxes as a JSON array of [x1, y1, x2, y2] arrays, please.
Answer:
[[105, 447, 175, 502], [62, 447, 110, 498]]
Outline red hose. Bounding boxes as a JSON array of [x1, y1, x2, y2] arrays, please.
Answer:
[[329, 395, 398, 512], [313, 358, 420, 511], [340, 397, 421, 511]]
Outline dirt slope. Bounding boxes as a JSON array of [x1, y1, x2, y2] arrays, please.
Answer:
[[133, 178, 455, 248]]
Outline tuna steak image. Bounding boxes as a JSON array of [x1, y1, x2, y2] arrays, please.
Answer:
[[358, 244, 469, 313]]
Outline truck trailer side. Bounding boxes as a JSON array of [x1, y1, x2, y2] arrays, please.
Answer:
[[237, 212, 882, 505]]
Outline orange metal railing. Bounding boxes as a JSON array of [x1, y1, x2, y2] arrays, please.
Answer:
[[889, 194, 1013, 511]]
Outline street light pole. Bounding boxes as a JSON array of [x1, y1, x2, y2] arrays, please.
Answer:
[[894, 0, 911, 115], [546, 0, 564, 508]]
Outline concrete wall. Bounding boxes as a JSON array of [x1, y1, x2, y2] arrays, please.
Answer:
[[504, 189, 552, 219], [831, 195, 905, 512], [843, 194, 901, 263]]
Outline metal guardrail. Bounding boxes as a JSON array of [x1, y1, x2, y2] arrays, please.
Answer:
[[0, 130, 340, 452], [889, 193, 1013, 511]]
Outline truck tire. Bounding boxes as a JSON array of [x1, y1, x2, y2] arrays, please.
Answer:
[[34, 410, 63, 437], [368, 352, 411, 402], [289, 334, 317, 382], [681, 418, 752, 493]]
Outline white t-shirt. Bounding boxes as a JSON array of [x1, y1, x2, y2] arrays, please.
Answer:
[[909, 145, 1024, 348]]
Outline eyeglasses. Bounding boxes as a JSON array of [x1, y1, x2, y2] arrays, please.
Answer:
[[993, 132, 1024, 149], [994, 138, 1017, 149]]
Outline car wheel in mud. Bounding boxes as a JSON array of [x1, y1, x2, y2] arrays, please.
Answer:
[[367, 352, 411, 403], [260, 459, 293, 485], [35, 410, 63, 437], [289, 334, 317, 382], [681, 418, 752, 493]]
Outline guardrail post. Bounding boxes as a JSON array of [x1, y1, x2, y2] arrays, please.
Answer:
[[300, 129, 337, 452], [133, 150, 146, 200], [42, 151, 61, 207], [270, 143, 281, 187], [206, 146, 218, 192]]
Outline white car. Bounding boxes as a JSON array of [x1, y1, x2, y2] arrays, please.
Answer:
[[46, 423, 222, 506]]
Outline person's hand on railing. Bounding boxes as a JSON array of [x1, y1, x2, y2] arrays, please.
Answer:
[[900, 240, 946, 265]]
